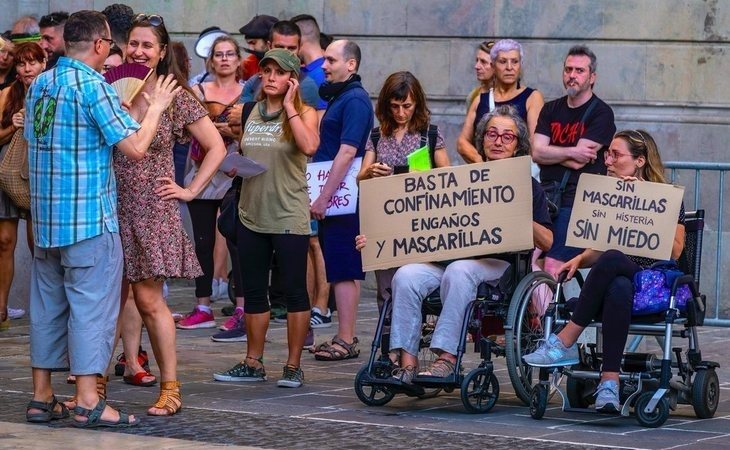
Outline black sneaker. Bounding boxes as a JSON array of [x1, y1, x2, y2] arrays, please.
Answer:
[[213, 361, 266, 382], [277, 365, 304, 388]]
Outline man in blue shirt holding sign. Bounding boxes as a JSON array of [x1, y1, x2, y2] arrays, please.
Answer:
[[310, 39, 373, 361]]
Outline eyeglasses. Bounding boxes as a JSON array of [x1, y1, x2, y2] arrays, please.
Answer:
[[485, 129, 517, 145], [134, 14, 164, 27], [213, 51, 237, 60], [604, 150, 632, 162], [98, 37, 115, 46]]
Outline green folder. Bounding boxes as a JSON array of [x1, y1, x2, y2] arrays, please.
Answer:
[[407, 144, 431, 172]]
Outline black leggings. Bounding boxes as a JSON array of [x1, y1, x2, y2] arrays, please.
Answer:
[[236, 222, 309, 314], [188, 199, 223, 298], [571, 250, 641, 372]]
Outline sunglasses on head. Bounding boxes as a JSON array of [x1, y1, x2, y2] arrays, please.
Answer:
[[134, 13, 164, 27]]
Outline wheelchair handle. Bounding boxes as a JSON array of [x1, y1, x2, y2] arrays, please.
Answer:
[[556, 270, 570, 284]]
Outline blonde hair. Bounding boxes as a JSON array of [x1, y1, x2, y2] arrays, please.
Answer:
[[613, 129, 666, 183]]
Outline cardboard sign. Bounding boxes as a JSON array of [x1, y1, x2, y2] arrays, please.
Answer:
[[359, 156, 534, 271], [307, 157, 362, 216], [566, 174, 685, 260]]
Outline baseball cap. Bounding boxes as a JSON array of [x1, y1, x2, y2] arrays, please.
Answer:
[[259, 48, 300, 77], [239, 15, 278, 39]]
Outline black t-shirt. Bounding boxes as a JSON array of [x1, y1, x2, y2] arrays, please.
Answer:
[[536, 94, 616, 207], [531, 177, 553, 231]]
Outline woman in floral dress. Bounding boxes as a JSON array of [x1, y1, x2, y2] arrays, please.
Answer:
[[114, 13, 225, 416]]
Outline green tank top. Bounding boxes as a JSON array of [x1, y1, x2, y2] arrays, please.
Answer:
[[237, 105, 311, 235]]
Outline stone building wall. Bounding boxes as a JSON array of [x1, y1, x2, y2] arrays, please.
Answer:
[[2, 0, 729, 314]]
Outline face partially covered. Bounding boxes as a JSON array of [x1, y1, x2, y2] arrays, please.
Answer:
[[482, 116, 519, 161]]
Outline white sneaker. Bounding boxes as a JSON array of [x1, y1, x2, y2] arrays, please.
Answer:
[[211, 279, 219, 302], [8, 307, 26, 320], [216, 280, 229, 300]]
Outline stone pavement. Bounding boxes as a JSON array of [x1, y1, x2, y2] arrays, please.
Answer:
[[1, 279, 729, 450]]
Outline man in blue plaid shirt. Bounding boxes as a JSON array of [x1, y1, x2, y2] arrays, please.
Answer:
[[23, 10, 179, 428]]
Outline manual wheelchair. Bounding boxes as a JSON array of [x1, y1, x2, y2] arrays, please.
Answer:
[[353, 251, 563, 412], [528, 210, 720, 428]]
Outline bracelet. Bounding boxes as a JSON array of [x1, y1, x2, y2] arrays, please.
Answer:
[[288, 113, 300, 120]]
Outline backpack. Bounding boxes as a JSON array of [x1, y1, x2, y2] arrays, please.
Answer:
[[369, 124, 439, 169]]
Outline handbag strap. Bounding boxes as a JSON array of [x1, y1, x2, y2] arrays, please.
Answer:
[[555, 96, 600, 189]]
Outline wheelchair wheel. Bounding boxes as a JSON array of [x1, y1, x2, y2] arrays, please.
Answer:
[[227, 270, 235, 305], [354, 365, 395, 406], [692, 368, 719, 419], [634, 391, 670, 428], [529, 384, 548, 419], [505, 271, 556, 405], [566, 375, 596, 408], [460, 367, 499, 413]]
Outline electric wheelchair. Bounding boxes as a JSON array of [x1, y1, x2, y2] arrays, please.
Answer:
[[353, 251, 562, 412], [527, 210, 719, 427]]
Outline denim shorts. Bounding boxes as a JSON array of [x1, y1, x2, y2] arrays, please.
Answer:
[[29, 231, 123, 374], [545, 206, 584, 262]]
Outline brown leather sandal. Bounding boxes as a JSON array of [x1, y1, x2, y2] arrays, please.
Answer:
[[63, 374, 108, 410], [148, 380, 182, 416]]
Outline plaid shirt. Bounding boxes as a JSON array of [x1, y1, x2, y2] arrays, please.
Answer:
[[24, 56, 139, 248]]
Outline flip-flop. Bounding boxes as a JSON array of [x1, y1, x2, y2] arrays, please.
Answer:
[[123, 371, 157, 387]]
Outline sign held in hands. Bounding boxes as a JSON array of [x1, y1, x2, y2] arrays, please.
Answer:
[[307, 157, 362, 217], [566, 174, 685, 260], [359, 156, 534, 271]]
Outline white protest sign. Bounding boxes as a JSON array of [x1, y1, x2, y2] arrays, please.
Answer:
[[307, 157, 362, 216], [359, 156, 534, 271], [566, 174, 685, 260]]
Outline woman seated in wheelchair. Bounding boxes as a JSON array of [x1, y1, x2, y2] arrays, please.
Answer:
[[356, 105, 553, 385], [523, 129, 685, 413]]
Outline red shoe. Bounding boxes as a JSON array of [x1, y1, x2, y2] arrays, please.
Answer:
[[114, 347, 150, 376]]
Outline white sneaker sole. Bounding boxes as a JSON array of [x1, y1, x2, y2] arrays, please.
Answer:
[[277, 380, 302, 388], [310, 321, 332, 329], [213, 374, 266, 382], [176, 321, 216, 330]]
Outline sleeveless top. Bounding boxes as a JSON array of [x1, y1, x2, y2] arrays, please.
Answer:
[[473, 87, 535, 130]]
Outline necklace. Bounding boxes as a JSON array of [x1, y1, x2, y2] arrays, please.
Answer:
[[258, 101, 283, 122]]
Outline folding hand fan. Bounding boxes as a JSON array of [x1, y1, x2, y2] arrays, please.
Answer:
[[103, 63, 153, 103]]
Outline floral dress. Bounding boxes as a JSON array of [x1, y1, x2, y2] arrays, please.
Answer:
[[113, 90, 205, 283]]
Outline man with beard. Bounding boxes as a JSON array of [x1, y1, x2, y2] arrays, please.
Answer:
[[532, 45, 616, 277], [38, 11, 69, 70]]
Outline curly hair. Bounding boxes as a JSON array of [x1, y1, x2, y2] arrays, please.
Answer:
[[1, 42, 45, 129], [474, 104, 530, 159]]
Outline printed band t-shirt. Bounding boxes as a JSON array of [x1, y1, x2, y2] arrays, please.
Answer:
[[536, 95, 615, 207], [238, 105, 311, 235]]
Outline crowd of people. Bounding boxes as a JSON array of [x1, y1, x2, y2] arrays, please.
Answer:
[[0, 3, 686, 427]]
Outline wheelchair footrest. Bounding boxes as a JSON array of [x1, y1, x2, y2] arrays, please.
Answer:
[[563, 406, 622, 416], [413, 374, 460, 389], [378, 378, 426, 397]]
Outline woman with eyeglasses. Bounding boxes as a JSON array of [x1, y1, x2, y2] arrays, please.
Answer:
[[466, 40, 494, 110], [177, 35, 246, 334], [355, 105, 552, 383], [113, 13, 226, 416], [458, 39, 544, 164], [0, 42, 46, 324], [524, 129, 686, 413]]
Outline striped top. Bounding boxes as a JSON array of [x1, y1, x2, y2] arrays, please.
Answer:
[[24, 56, 139, 248]]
